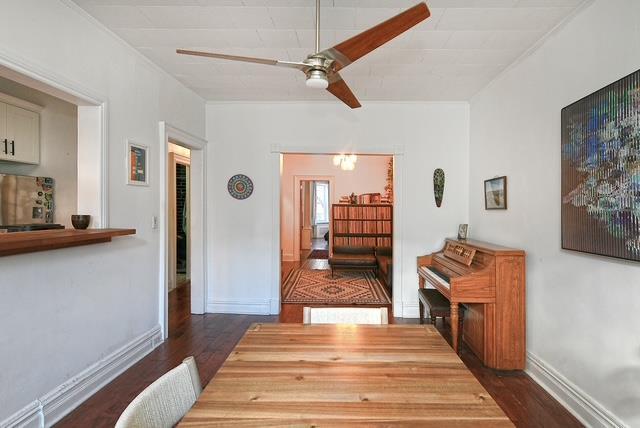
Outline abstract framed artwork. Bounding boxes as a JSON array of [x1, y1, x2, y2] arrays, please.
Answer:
[[561, 69, 640, 262], [484, 176, 507, 210], [127, 140, 149, 186]]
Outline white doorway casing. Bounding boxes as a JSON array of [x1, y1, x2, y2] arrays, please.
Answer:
[[159, 122, 208, 339], [272, 146, 403, 317]]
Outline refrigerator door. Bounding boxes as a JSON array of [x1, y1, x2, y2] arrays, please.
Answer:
[[0, 174, 55, 225]]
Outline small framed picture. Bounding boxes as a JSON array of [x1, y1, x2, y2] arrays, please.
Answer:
[[484, 176, 507, 210], [127, 141, 149, 186], [457, 224, 468, 240]]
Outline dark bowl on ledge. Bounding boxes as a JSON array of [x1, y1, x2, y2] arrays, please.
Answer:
[[71, 215, 91, 230]]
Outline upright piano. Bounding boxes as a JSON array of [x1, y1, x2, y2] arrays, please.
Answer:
[[417, 238, 526, 370]]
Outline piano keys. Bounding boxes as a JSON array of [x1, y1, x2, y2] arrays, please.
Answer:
[[420, 266, 451, 290], [418, 238, 526, 370]]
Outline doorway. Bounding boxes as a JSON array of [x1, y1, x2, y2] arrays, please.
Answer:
[[299, 179, 330, 260], [159, 123, 207, 339], [168, 144, 191, 324], [279, 154, 395, 322]]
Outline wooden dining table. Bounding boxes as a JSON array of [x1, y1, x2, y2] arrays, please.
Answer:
[[179, 323, 512, 427]]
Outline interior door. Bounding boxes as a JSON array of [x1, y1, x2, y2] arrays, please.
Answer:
[[168, 152, 191, 293], [300, 181, 312, 250]]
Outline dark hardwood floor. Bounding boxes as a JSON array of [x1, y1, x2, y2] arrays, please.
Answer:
[[56, 284, 276, 427], [57, 283, 582, 428]]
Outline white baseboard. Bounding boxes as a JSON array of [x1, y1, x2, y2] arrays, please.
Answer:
[[207, 298, 272, 315], [526, 352, 625, 428], [269, 299, 280, 315], [401, 302, 419, 318], [1, 325, 163, 428], [0, 401, 42, 428]]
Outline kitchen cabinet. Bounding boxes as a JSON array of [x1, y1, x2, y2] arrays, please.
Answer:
[[0, 101, 40, 164]]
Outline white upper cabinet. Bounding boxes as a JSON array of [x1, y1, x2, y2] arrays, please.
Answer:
[[0, 103, 6, 155], [0, 98, 41, 165]]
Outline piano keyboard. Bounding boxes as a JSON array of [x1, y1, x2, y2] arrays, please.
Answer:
[[419, 266, 450, 289]]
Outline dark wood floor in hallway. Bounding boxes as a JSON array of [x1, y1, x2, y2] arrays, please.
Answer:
[[57, 284, 582, 427]]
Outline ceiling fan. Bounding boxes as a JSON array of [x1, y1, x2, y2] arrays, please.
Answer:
[[177, 1, 430, 109]]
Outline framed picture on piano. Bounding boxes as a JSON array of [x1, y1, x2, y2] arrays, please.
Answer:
[[457, 224, 468, 240], [484, 176, 507, 210]]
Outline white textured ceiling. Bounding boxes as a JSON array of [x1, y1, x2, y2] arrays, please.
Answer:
[[72, 0, 586, 102]]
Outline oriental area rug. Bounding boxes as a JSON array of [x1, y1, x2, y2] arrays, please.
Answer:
[[306, 249, 329, 259], [282, 268, 391, 305]]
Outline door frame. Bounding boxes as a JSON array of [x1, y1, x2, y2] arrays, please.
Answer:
[[292, 175, 335, 262], [271, 146, 404, 317], [168, 152, 191, 293], [159, 122, 207, 339]]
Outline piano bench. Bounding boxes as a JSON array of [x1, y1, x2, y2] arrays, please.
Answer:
[[418, 288, 464, 328]]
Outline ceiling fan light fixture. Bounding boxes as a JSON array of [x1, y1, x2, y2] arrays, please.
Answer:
[[305, 69, 329, 89], [333, 154, 358, 171]]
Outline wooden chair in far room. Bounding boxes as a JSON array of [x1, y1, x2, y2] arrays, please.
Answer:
[[115, 356, 202, 428], [303, 307, 389, 324]]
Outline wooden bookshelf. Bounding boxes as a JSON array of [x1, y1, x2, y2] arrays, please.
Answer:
[[332, 204, 393, 249]]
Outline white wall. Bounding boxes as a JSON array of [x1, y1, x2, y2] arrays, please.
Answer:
[[0, 77, 78, 227], [469, 1, 640, 426], [280, 153, 391, 260], [206, 102, 469, 316], [0, 0, 204, 424]]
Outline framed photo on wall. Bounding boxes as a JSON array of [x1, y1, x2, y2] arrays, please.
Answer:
[[484, 176, 507, 210], [127, 141, 149, 186]]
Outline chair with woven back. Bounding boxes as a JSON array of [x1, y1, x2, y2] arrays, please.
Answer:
[[115, 356, 202, 428], [303, 306, 389, 324]]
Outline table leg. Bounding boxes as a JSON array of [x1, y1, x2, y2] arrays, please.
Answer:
[[450, 302, 459, 354]]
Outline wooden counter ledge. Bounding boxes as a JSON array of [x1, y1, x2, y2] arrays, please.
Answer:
[[0, 228, 136, 257]]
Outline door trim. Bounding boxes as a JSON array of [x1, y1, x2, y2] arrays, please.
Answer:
[[159, 122, 207, 339]]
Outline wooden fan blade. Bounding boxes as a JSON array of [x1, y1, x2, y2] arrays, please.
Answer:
[[321, 2, 430, 70], [176, 49, 309, 70], [327, 74, 361, 109]]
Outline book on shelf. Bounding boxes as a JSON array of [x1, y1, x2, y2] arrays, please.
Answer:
[[377, 237, 392, 247]]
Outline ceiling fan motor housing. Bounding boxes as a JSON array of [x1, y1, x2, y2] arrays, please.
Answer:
[[306, 69, 329, 89]]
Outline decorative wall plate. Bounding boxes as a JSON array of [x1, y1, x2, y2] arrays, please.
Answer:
[[227, 174, 254, 200], [433, 168, 445, 207]]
